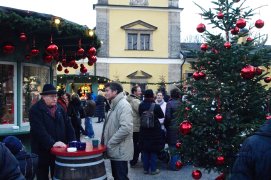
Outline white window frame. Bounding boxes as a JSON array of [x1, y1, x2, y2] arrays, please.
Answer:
[[126, 30, 153, 51]]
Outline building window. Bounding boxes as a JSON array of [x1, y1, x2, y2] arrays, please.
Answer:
[[127, 32, 151, 50], [0, 63, 16, 126], [22, 64, 50, 124], [130, 0, 148, 6]]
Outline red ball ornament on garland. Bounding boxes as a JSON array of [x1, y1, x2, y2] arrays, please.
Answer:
[[200, 43, 208, 51], [264, 77, 271, 83], [224, 42, 231, 49], [230, 27, 239, 35], [88, 61, 94, 66], [3, 43, 15, 54], [217, 12, 224, 19], [255, 67, 263, 75], [192, 170, 202, 179], [215, 173, 225, 180], [88, 47, 97, 56], [240, 65, 255, 79], [216, 156, 225, 165], [43, 55, 53, 63], [68, 60, 76, 68], [89, 55, 97, 63], [193, 72, 201, 80], [73, 63, 79, 69], [196, 23, 206, 33], [266, 114, 271, 120], [255, 19, 264, 29], [179, 120, 192, 135], [215, 114, 223, 123], [57, 64, 63, 71], [175, 160, 183, 170], [64, 68, 69, 74], [246, 37, 253, 42], [236, 18, 246, 28], [19, 33, 27, 41], [46, 44, 58, 56], [30, 48, 40, 56], [77, 48, 85, 56], [176, 142, 182, 149], [199, 72, 206, 79]]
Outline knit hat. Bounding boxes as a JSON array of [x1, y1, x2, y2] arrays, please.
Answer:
[[144, 89, 154, 98], [3, 136, 23, 155], [40, 84, 57, 95]]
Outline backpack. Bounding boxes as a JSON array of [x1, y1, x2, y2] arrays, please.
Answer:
[[140, 103, 155, 128]]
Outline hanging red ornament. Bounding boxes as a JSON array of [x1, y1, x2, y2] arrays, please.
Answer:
[[266, 114, 271, 120], [211, 48, 219, 54], [217, 12, 224, 19], [255, 19, 264, 29], [216, 156, 225, 165], [255, 67, 263, 75], [196, 23, 206, 33], [88, 61, 94, 66], [25, 54, 31, 61], [80, 64, 85, 68], [19, 33, 27, 41], [199, 72, 206, 79], [179, 120, 192, 135], [68, 60, 76, 68], [73, 63, 79, 69], [175, 160, 183, 170], [46, 44, 58, 56], [264, 77, 271, 83], [77, 48, 85, 56], [57, 64, 63, 71], [236, 18, 246, 28], [88, 55, 97, 63], [176, 142, 182, 149], [215, 173, 225, 180], [30, 48, 40, 56], [88, 47, 97, 56], [246, 37, 253, 42], [80, 67, 88, 74], [43, 55, 53, 63], [230, 27, 239, 35], [185, 107, 190, 111], [64, 69, 69, 74], [224, 42, 231, 49], [215, 114, 223, 123], [193, 72, 201, 80], [3, 43, 15, 54], [200, 43, 208, 51], [240, 65, 255, 79], [192, 170, 202, 179]]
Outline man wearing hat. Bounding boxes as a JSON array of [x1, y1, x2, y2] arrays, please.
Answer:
[[29, 84, 76, 180]]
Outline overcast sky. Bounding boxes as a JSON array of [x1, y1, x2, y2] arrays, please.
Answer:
[[0, 0, 270, 44]]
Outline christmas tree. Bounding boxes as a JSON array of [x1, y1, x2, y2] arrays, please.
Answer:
[[176, 0, 271, 178]]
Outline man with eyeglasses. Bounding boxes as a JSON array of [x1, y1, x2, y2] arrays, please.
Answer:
[[29, 84, 75, 180]]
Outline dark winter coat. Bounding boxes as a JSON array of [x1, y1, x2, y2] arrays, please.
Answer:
[[84, 99, 96, 117], [29, 99, 76, 166], [139, 98, 165, 153], [0, 143, 25, 180], [164, 98, 182, 145], [95, 95, 105, 118], [67, 99, 85, 128], [230, 120, 271, 180]]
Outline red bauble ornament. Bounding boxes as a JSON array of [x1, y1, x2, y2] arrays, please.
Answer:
[[215, 114, 223, 123], [30, 48, 40, 56], [255, 67, 263, 75], [266, 114, 271, 120], [240, 65, 255, 79], [89, 55, 97, 63], [88, 61, 94, 66], [25, 54, 31, 60], [200, 43, 208, 51], [193, 72, 201, 80], [80, 64, 84, 68], [43, 55, 53, 63], [215, 173, 225, 180], [199, 72, 206, 79], [88, 47, 96, 56], [230, 27, 239, 35], [80, 67, 88, 74], [77, 48, 85, 56], [175, 160, 183, 170], [224, 42, 231, 49], [192, 170, 202, 179], [73, 63, 79, 69], [217, 12, 224, 19], [19, 33, 27, 41], [3, 43, 15, 54], [196, 23, 206, 33], [46, 44, 58, 56], [68, 60, 76, 68], [255, 19, 264, 29], [264, 77, 271, 83], [179, 120, 192, 135], [216, 156, 225, 165], [236, 18, 246, 28], [57, 64, 63, 71], [246, 37, 253, 42], [176, 142, 182, 149], [64, 69, 69, 74]]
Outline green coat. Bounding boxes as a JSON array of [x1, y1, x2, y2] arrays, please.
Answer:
[[102, 92, 133, 161]]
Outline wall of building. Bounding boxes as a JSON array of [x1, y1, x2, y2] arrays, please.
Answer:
[[108, 0, 169, 7]]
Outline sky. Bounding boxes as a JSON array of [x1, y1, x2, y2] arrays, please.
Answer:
[[0, 0, 270, 45]]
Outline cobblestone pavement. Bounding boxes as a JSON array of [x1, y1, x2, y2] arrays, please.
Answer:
[[82, 118, 219, 180]]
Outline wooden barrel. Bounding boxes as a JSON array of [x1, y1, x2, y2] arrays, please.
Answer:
[[53, 153, 106, 180]]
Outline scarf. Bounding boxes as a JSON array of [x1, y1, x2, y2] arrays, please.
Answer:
[[155, 99, 165, 106], [47, 105, 57, 118]]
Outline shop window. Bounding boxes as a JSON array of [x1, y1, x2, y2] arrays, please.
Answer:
[[0, 63, 15, 125], [22, 64, 50, 123]]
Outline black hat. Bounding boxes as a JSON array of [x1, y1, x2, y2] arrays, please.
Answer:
[[3, 136, 23, 155], [144, 89, 154, 98], [40, 84, 57, 95]]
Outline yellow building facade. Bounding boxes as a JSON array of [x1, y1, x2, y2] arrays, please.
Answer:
[[94, 0, 183, 92]]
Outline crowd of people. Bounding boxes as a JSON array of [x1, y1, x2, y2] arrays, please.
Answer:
[[1, 82, 270, 179]]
